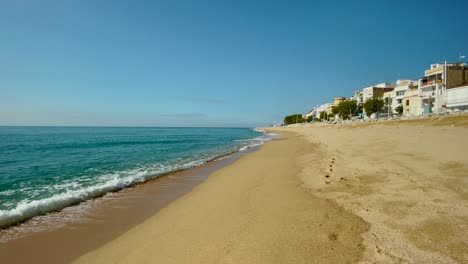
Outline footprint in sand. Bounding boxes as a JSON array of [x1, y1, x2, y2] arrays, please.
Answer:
[[328, 232, 338, 241], [324, 158, 336, 184]]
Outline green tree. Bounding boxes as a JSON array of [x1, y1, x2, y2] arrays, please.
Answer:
[[306, 115, 313, 122], [283, 114, 304, 125], [395, 105, 403, 115], [363, 98, 384, 116], [331, 106, 338, 116], [319, 111, 328, 120], [333, 100, 358, 120]]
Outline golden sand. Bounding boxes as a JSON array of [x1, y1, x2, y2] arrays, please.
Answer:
[[268, 115, 468, 263], [75, 115, 468, 263], [74, 133, 368, 264]]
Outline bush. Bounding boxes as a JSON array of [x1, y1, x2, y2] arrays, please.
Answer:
[[395, 105, 403, 115]]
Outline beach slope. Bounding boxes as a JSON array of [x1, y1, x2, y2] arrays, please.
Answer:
[[74, 132, 368, 264]]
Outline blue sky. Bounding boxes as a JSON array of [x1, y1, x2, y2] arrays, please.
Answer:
[[1, 0, 467, 127]]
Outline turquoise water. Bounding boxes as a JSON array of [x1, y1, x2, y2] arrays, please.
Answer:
[[0, 127, 274, 228]]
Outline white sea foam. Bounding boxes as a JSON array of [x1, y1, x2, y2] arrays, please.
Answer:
[[0, 176, 129, 227], [0, 130, 278, 229], [214, 155, 232, 161], [234, 139, 253, 142], [237, 130, 278, 152], [0, 190, 16, 196], [0, 155, 220, 228]]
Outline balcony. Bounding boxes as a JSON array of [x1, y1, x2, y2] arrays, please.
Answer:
[[420, 77, 443, 88], [420, 85, 444, 98], [420, 84, 437, 92]]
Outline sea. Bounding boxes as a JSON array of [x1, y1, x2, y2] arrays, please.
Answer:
[[0, 127, 275, 229]]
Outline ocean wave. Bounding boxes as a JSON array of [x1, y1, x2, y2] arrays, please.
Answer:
[[0, 155, 218, 228], [36, 139, 190, 151], [237, 130, 277, 151], [0, 175, 137, 228], [0, 131, 277, 229], [0, 190, 16, 196]]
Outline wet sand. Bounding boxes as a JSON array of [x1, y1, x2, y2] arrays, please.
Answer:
[[0, 149, 252, 264], [74, 132, 368, 264]]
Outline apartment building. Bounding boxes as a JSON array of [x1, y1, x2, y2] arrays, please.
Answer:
[[419, 62, 468, 114], [362, 83, 396, 102]]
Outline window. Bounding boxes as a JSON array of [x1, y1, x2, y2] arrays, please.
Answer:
[[406, 100, 409, 106], [397, 99, 403, 104], [396, 90, 406, 96]]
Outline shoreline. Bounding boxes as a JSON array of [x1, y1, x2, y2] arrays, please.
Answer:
[[0, 127, 274, 230], [74, 117, 467, 263], [3, 118, 465, 263], [0, 146, 259, 263], [0, 147, 252, 230], [74, 132, 368, 264]]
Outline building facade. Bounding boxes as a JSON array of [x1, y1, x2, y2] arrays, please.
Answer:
[[383, 80, 418, 114], [403, 84, 422, 116], [362, 83, 396, 102], [446, 85, 468, 111], [304, 103, 333, 120], [333, 97, 346, 106], [419, 62, 468, 114], [350, 90, 363, 105]]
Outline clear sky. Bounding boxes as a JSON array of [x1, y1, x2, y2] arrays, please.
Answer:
[[1, 0, 467, 127]]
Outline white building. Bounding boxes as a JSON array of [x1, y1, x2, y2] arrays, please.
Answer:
[[383, 80, 418, 114], [303, 103, 333, 120], [351, 90, 363, 105], [403, 83, 422, 116], [418, 63, 468, 114], [446, 85, 468, 111]]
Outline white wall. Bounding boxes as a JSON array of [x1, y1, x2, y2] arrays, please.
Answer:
[[447, 86, 468, 109]]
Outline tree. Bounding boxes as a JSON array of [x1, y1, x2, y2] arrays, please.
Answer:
[[331, 106, 338, 116], [363, 98, 384, 116], [283, 114, 304, 125], [333, 100, 358, 120], [384, 97, 392, 105], [395, 105, 403, 115], [319, 111, 328, 120], [306, 115, 313, 122]]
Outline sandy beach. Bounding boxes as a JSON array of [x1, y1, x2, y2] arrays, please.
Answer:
[[74, 132, 368, 264], [74, 115, 468, 264], [0, 147, 256, 264]]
